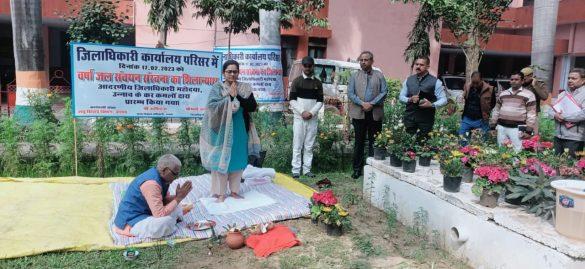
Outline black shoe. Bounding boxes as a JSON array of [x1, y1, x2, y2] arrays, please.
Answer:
[[304, 172, 316, 178], [351, 171, 361, 179], [292, 173, 300, 179]]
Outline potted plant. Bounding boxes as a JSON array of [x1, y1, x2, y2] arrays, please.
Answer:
[[472, 166, 510, 208], [373, 128, 391, 160], [321, 204, 351, 236], [506, 172, 556, 219], [309, 190, 328, 225], [388, 143, 403, 167], [460, 145, 481, 183], [440, 157, 463, 192], [416, 144, 434, 167], [223, 223, 245, 249], [521, 135, 553, 152], [432, 131, 459, 170], [388, 125, 405, 167], [401, 150, 417, 173], [576, 158, 585, 179], [312, 190, 350, 236]]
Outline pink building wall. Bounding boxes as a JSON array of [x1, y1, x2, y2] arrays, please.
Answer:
[[134, 0, 438, 80], [326, 0, 440, 80], [572, 23, 585, 55], [134, 0, 259, 50]]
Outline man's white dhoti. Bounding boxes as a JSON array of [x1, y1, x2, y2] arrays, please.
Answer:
[[130, 206, 183, 239]]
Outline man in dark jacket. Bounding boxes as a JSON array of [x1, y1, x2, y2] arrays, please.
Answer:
[[459, 71, 496, 144], [399, 56, 447, 140]]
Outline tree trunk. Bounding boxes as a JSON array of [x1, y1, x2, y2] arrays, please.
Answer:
[[259, 1, 283, 112], [259, 8, 281, 46], [464, 29, 481, 82], [531, 0, 559, 91], [156, 28, 168, 48], [10, 0, 48, 124]]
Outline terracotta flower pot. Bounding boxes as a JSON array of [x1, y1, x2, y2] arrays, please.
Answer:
[[326, 224, 343, 236], [479, 190, 500, 208], [419, 156, 432, 167], [389, 154, 402, 167], [225, 231, 245, 249], [402, 160, 416, 173]]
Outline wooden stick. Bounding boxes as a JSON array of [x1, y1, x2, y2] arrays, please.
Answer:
[[73, 118, 79, 177]]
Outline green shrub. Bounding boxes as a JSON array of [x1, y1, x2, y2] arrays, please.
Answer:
[[315, 112, 348, 172], [539, 116, 555, 142], [92, 118, 116, 177], [0, 117, 22, 176], [262, 122, 293, 173], [56, 98, 83, 176], [115, 118, 147, 176], [27, 119, 57, 177]]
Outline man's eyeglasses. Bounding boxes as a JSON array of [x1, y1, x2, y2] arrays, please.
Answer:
[[359, 58, 372, 62], [166, 168, 179, 177], [225, 70, 239, 74], [303, 64, 313, 68]]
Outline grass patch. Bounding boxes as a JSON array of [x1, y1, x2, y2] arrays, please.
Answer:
[[279, 254, 315, 269], [0, 244, 185, 269], [348, 259, 371, 269], [351, 234, 381, 257]]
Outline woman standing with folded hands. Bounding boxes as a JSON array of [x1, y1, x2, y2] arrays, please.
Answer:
[[200, 60, 260, 202]]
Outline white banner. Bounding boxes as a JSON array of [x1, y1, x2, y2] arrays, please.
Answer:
[[214, 45, 284, 103], [71, 43, 222, 118]]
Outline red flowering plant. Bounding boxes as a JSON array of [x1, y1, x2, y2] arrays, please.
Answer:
[[572, 158, 585, 178], [459, 145, 481, 168], [472, 166, 510, 196], [522, 135, 553, 152], [559, 165, 581, 178], [312, 189, 338, 206], [401, 150, 417, 162], [520, 158, 557, 177], [309, 190, 350, 228], [577, 158, 585, 171], [556, 157, 582, 178]]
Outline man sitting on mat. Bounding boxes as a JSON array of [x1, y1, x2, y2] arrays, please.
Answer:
[[113, 154, 193, 238]]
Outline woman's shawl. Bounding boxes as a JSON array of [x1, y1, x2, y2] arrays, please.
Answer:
[[199, 81, 257, 173]]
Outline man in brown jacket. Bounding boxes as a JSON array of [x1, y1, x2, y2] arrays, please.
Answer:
[[458, 71, 495, 144]]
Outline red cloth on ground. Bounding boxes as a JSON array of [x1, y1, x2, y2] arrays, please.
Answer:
[[245, 225, 301, 257]]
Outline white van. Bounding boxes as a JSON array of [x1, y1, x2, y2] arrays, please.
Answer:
[[287, 59, 382, 114]]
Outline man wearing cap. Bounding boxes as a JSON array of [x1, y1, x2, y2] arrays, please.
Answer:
[[289, 56, 324, 178], [521, 67, 549, 130], [348, 51, 388, 179]]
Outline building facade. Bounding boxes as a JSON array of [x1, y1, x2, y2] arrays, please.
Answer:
[[0, 0, 134, 113], [1, 0, 583, 110], [439, 0, 585, 94], [134, 0, 440, 81]]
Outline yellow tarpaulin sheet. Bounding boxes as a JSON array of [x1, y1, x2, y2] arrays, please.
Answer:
[[0, 173, 314, 259]]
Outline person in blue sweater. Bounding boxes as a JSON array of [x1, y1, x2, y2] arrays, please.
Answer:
[[113, 154, 193, 238]]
